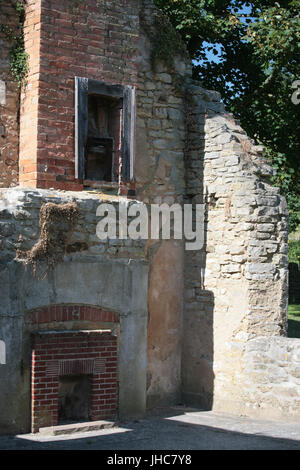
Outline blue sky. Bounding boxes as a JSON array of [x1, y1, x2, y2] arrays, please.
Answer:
[[197, 4, 253, 66]]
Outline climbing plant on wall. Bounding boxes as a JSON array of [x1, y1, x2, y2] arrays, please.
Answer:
[[0, 0, 28, 88]]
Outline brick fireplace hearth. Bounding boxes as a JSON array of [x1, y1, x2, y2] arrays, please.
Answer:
[[31, 329, 118, 433]]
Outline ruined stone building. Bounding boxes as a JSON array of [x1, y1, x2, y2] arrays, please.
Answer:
[[0, 0, 299, 435]]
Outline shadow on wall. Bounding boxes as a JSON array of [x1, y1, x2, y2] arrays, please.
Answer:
[[288, 263, 300, 338], [182, 96, 215, 409], [289, 263, 300, 305], [181, 289, 215, 410], [288, 319, 300, 339]]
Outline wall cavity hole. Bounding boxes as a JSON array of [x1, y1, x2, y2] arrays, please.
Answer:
[[58, 375, 92, 424]]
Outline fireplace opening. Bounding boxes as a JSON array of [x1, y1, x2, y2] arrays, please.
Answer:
[[86, 95, 122, 183], [58, 375, 92, 424]]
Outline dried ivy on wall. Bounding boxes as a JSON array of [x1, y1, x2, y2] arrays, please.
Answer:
[[140, 9, 189, 94], [17, 202, 80, 277], [151, 14, 188, 70]]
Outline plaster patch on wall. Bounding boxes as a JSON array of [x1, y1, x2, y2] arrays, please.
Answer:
[[0, 81, 6, 106], [0, 340, 6, 364]]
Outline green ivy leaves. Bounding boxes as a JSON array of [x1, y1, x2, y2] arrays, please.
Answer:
[[154, 0, 300, 232], [0, 0, 28, 88]]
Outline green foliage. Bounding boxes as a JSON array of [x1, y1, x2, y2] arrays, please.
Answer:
[[140, 10, 188, 76], [289, 241, 300, 265], [288, 304, 300, 317], [269, 150, 300, 232], [288, 304, 300, 338], [154, 0, 300, 232], [14, 1, 25, 15], [151, 14, 188, 69], [0, 0, 28, 88], [10, 33, 28, 88]]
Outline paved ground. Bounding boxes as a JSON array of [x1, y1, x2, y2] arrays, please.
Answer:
[[1, 408, 300, 450]]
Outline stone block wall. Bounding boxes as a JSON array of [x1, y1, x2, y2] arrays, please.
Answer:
[[243, 338, 300, 419], [182, 81, 297, 420], [0, 0, 20, 188], [0, 187, 147, 264]]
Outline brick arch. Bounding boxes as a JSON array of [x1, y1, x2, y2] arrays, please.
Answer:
[[24, 304, 119, 325]]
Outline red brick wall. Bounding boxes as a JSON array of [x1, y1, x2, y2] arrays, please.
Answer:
[[19, 0, 42, 189], [19, 0, 139, 191], [31, 330, 118, 433]]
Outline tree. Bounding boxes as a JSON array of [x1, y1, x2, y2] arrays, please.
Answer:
[[154, 0, 300, 231]]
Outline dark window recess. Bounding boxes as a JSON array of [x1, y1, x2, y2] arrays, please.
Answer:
[[85, 137, 113, 181], [75, 78, 136, 184], [86, 95, 121, 182]]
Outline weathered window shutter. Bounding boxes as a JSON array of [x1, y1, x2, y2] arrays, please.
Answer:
[[75, 78, 136, 182], [75, 77, 88, 180], [122, 85, 136, 182]]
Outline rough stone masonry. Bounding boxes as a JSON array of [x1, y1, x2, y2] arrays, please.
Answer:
[[0, 0, 298, 434]]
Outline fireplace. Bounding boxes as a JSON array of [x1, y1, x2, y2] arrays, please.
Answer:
[[31, 330, 118, 433], [58, 375, 92, 424]]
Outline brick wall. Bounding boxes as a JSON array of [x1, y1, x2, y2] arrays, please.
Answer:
[[19, 0, 139, 191], [19, 0, 42, 189], [0, 0, 20, 188], [25, 304, 119, 325], [31, 329, 118, 433]]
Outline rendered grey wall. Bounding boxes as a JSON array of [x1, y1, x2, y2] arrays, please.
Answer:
[[0, 189, 148, 434]]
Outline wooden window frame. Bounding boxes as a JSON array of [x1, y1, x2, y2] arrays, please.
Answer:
[[75, 77, 136, 182]]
